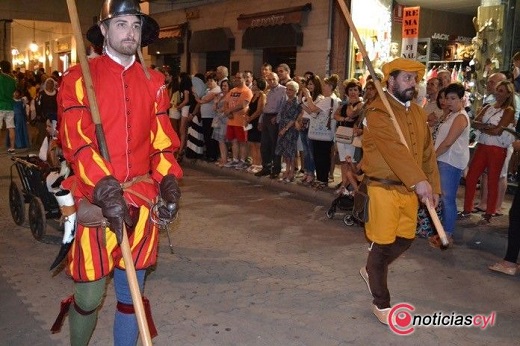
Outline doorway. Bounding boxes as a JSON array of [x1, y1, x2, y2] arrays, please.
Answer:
[[262, 47, 297, 77]]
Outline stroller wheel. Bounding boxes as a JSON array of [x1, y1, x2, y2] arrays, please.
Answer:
[[9, 181, 25, 226], [326, 208, 335, 219], [343, 214, 355, 226], [29, 197, 46, 241]]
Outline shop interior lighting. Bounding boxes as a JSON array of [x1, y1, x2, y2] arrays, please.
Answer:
[[29, 21, 38, 52]]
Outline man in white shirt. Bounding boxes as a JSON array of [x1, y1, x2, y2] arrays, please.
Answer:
[[423, 77, 443, 129]]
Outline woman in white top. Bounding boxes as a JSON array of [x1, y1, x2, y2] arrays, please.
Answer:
[[305, 74, 341, 188], [429, 83, 470, 247], [295, 75, 323, 185], [333, 78, 364, 194], [461, 80, 516, 223]]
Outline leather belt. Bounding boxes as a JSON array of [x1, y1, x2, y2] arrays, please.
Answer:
[[367, 176, 404, 186]]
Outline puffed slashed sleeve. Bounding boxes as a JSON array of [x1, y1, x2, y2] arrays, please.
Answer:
[[58, 67, 114, 194]]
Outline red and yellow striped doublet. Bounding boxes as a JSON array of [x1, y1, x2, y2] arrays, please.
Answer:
[[58, 55, 182, 282]]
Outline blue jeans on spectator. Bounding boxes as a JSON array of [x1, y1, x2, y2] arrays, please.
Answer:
[[438, 161, 462, 236], [300, 129, 315, 175]]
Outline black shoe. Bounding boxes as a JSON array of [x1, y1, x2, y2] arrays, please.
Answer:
[[270, 172, 280, 179], [254, 168, 270, 177]]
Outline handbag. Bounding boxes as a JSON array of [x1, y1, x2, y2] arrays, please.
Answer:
[[336, 126, 354, 144], [308, 98, 335, 141], [498, 124, 516, 147], [352, 178, 369, 223]]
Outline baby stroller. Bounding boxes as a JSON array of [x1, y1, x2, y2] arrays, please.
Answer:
[[9, 155, 61, 241], [326, 189, 356, 226]]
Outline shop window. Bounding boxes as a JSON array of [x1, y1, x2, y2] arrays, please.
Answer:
[[348, 0, 392, 81]]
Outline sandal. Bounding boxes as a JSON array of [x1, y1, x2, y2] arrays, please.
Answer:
[[300, 175, 314, 186], [476, 214, 492, 225], [313, 181, 327, 190]]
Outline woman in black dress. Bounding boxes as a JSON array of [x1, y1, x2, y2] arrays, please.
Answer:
[[246, 78, 266, 173]]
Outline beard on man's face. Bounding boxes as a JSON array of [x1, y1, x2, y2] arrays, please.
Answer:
[[392, 85, 415, 103], [106, 36, 139, 57]]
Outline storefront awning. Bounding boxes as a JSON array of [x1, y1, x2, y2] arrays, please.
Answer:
[[242, 24, 303, 49], [148, 23, 186, 55], [189, 28, 235, 53], [148, 38, 184, 55]]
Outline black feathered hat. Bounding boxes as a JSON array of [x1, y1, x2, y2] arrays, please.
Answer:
[[86, 0, 159, 47]]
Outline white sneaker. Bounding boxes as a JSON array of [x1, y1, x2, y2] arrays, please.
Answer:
[[372, 305, 391, 325], [224, 160, 239, 168]]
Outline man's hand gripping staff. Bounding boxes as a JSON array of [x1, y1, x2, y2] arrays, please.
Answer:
[[93, 176, 134, 244]]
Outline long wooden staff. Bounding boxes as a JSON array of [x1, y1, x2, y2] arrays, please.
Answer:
[[65, 0, 153, 343], [335, 0, 449, 249]]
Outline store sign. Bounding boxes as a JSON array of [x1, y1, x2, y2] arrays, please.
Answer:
[[238, 12, 302, 29], [250, 15, 286, 27], [236, 3, 312, 30], [432, 33, 473, 43], [401, 6, 420, 59]]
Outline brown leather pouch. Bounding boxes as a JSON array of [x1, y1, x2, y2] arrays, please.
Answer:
[[352, 179, 369, 223], [77, 198, 108, 228]]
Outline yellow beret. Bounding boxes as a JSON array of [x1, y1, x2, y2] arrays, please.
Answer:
[[381, 58, 426, 85]]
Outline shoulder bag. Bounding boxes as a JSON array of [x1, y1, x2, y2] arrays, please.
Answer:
[[335, 125, 354, 144], [308, 98, 335, 141]]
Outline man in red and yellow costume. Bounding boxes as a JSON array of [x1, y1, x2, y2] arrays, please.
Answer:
[[52, 1, 182, 344]]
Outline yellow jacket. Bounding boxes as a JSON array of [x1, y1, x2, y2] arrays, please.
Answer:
[[361, 92, 441, 194]]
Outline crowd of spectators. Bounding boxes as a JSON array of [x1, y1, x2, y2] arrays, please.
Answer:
[[0, 61, 61, 153], [159, 55, 520, 276], [6, 54, 519, 276]]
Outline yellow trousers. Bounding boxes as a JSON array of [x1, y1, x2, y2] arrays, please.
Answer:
[[365, 185, 418, 244]]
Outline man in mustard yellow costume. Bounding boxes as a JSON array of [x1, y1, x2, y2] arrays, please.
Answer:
[[359, 58, 440, 325]]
